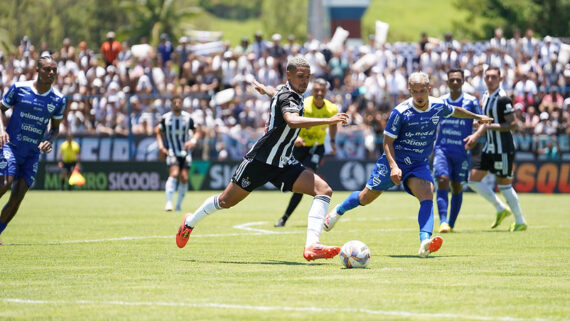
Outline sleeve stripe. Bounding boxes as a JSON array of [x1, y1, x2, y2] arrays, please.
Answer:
[[384, 131, 397, 139]]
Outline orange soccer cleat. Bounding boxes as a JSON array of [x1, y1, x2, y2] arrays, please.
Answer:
[[303, 244, 341, 261], [176, 213, 194, 248]]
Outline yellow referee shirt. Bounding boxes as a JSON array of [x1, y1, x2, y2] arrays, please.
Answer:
[[299, 96, 338, 146], [60, 140, 80, 163]]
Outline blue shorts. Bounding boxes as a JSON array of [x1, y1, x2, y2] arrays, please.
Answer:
[[0, 144, 40, 187], [433, 148, 470, 184], [366, 155, 434, 195]]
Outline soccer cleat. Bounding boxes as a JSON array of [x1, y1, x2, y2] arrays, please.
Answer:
[[165, 201, 173, 212], [491, 208, 511, 228], [509, 222, 528, 232], [323, 205, 341, 231], [176, 213, 194, 248], [418, 236, 443, 258], [274, 217, 286, 227], [439, 222, 451, 233], [303, 244, 341, 261]]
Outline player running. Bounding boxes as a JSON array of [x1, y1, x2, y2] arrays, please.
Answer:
[[175, 57, 349, 261], [0, 56, 66, 244], [156, 94, 202, 212], [324, 72, 492, 257], [434, 68, 481, 233], [466, 66, 527, 231]]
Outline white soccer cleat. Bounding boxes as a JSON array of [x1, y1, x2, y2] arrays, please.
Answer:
[[165, 201, 173, 211], [323, 205, 341, 232], [418, 236, 443, 258]]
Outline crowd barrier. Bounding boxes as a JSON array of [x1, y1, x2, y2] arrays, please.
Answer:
[[36, 159, 569, 193]]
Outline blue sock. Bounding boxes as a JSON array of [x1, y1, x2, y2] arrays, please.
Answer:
[[0, 222, 6, 235], [337, 191, 361, 215], [449, 192, 463, 228], [418, 200, 434, 242], [436, 189, 449, 224]]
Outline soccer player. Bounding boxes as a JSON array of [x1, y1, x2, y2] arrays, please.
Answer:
[[58, 132, 81, 191], [434, 68, 481, 233], [259, 78, 338, 228], [323, 72, 492, 257], [156, 95, 202, 212], [0, 56, 66, 244], [175, 57, 349, 261], [466, 66, 527, 231]]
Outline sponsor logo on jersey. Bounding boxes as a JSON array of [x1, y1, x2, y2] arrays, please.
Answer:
[[404, 156, 412, 165]]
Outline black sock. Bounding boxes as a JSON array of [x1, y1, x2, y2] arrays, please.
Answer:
[[283, 193, 303, 221]]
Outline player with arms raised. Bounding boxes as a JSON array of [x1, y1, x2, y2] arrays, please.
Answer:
[[0, 56, 66, 244], [324, 72, 492, 257]]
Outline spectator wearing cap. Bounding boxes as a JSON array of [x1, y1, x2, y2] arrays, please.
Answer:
[[252, 31, 267, 60], [268, 33, 286, 79], [534, 111, 556, 135], [158, 33, 173, 69], [284, 34, 300, 56], [539, 36, 558, 67], [101, 31, 122, 66], [173, 36, 190, 78]]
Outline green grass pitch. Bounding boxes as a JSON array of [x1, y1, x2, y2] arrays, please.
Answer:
[[1, 191, 569, 320]]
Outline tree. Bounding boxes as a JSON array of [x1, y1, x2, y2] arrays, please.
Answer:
[[260, 0, 307, 43], [119, 0, 201, 46], [452, 0, 570, 39]]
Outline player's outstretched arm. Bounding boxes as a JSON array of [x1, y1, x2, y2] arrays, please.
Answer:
[[283, 112, 349, 129], [451, 107, 493, 124], [485, 113, 518, 132], [250, 79, 276, 98]]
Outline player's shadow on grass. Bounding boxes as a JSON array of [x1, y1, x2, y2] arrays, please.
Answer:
[[183, 259, 325, 265]]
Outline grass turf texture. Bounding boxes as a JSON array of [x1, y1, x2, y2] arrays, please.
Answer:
[[1, 191, 568, 320]]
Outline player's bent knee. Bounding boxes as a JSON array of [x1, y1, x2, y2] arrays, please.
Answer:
[[315, 183, 332, 197]]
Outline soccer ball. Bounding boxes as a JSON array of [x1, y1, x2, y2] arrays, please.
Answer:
[[339, 240, 370, 268]]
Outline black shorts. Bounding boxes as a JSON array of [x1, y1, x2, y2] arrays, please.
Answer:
[[474, 152, 515, 178], [293, 145, 325, 171], [62, 162, 76, 174], [167, 155, 191, 169], [232, 158, 306, 192]]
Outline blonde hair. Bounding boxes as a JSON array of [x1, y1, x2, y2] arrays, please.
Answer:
[[286, 56, 310, 72], [408, 72, 430, 87]]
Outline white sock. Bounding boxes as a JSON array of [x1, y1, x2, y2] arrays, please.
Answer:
[[165, 177, 178, 203], [185, 194, 222, 228], [498, 185, 526, 224], [468, 180, 506, 212], [176, 183, 188, 209], [305, 195, 331, 248]]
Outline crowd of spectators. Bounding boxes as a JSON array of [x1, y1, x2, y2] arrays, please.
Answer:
[[0, 27, 568, 160]]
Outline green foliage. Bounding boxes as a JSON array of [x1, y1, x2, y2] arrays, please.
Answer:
[[0, 191, 569, 320], [198, 0, 262, 20], [453, 0, 570, 39], [260, 0, 307, 42]]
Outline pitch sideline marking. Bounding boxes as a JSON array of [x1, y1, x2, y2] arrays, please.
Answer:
[[2, 298, 548, 321]]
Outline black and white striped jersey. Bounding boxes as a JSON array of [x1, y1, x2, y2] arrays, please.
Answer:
[[481, 88, 516, 154], [245, 82, 304, 167], [158, 111, 196, 157]]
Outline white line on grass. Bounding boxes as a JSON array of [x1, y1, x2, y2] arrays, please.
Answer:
[[2, 298, 549, 321]]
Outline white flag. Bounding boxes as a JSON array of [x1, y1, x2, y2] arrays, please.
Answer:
[[375, 20, 389, 45], [329, 26, 350, 52]]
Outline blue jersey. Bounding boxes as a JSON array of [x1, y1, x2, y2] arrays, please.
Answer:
[[2, 81, 66, 154], [384, 97, 454, 165], [435, 93, 481, 155]]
